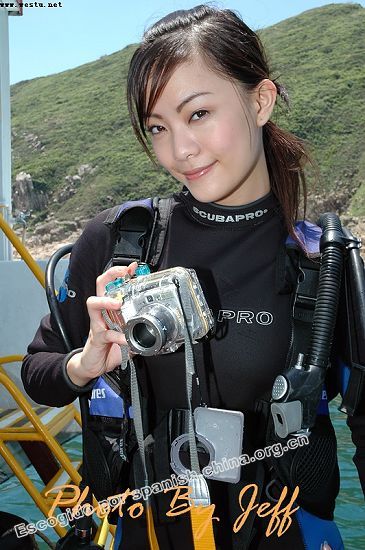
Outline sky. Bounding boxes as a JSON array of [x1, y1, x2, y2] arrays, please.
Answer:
[[5, 0, 365, 85]]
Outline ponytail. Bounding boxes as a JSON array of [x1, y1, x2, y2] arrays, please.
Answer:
[[263, 121, 310, 242]]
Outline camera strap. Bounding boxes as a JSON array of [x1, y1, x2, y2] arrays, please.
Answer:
[[120, 346, 160, 549], [172, 277, 201, 473], [173, 279, 217, 548], [172, 278, 214, 508], [121, 340, 215, 549], [178, 282, 201, 475]]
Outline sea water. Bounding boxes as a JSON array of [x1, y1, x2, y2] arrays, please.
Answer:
[[0, 399, 364, 549]]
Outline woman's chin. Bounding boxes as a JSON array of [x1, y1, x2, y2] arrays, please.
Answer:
[[183, 184, 221, 204]]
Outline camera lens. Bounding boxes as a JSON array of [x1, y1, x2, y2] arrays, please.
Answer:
[[132, 323, 157, 348], [126, 305, 178, 355]]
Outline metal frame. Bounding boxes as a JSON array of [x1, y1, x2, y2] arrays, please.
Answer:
[[0, 355, 81, 537]]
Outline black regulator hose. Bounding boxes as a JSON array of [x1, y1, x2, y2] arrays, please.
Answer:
[[46, 245, 103, 549], [271, 213, 346, 435], [45, 244, 74, 352], [307, 213, 345, 369]]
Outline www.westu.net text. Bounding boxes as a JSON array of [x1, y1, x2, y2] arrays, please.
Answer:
[[0, 2, 63, 8]]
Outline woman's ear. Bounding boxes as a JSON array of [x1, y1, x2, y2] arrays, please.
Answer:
[[254, 79, 277, 127]]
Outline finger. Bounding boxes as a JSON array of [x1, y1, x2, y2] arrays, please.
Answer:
[[96, 262, 138, 296], [80, 337, 127, 378], [88, 328, 128, 348], [86, 295, 123, 327]]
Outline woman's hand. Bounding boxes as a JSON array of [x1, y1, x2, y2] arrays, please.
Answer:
[[66, 262, 138, 386]]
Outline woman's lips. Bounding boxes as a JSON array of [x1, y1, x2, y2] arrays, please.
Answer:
[[183, 161, 216, 181]]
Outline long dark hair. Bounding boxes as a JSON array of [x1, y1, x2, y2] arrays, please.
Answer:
[[127, 4, 310, 238]]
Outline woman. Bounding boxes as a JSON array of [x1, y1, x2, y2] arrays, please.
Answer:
[[22, 5, 362, 549]]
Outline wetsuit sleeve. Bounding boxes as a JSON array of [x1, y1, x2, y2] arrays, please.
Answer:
[[21, 210, 115, 407]]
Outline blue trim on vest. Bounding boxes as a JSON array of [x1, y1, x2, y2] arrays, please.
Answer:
[[89, 377, 125, 418], [286, 220, 322, 255], [115, 516, 123, 549], [57, 268, 70, 303], [317, 387, 330, 415], [296, 508, 344, 549], [338, 359, 351, 398], [112, 198, 154, 224]]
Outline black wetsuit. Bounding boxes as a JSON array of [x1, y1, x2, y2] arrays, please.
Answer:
[[21, 190, 364, 549]]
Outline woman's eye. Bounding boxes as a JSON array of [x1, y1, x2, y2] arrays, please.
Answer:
[[191, 109, 208, 121], [148, 125, 164, 135]]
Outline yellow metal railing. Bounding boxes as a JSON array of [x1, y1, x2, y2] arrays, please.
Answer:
[[0, 212, 45, 287], [0, 355, 81, 537], [0, 355, 114, 547], [0, 354, 24, 366], [0, 226, 114, 546]]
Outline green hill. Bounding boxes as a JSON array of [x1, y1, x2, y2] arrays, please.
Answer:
[[10, 3, 365, 228], [261, 2, 365, 216]]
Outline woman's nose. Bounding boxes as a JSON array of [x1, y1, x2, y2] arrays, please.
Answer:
[[171, 130, 200, 161]]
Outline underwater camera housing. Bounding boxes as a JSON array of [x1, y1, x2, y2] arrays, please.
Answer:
[[103, 265, 214, 356]]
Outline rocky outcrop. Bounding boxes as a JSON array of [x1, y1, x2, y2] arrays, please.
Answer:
[[12, 216, 88, 260], [12, 172, 48, 213], [11, 164, 99, 257], [12, 228, 82, 260], [22, 131, 45, 152], [52, 163, 98, 204]]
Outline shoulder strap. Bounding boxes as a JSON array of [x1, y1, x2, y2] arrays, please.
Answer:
[[282, 221, 322, 371], [103, 196, 177, 268], [149, 196, 177, 267], [286, 251, 321, 372], [99, 196, 178, 412]]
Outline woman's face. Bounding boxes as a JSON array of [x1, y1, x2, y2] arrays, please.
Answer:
[[146, 56, 271, 205]]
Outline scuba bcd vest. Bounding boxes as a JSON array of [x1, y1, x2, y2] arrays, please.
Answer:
[[51, 196, 364, 549], [92, 197, 364, 505]]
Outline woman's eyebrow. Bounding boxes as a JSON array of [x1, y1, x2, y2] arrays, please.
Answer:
[[149, 91, 213, 119]]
